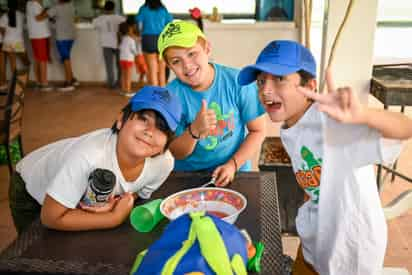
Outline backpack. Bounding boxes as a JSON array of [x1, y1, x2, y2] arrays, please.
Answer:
[[131, 212, 248, 275]]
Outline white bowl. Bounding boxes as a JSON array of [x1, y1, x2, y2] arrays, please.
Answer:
[[160, 187, 247, 224]]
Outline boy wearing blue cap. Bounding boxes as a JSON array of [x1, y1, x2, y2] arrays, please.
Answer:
[[158, 20, 266, 186], [238, 40, 412, 275], [9, 86, 182, 233]]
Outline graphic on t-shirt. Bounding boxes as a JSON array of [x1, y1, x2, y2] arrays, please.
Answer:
[[201, 102, 235, 150], [295, 146, 322, 204]]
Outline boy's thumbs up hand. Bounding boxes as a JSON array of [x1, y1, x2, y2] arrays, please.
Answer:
[[200, 99, 208, 113], [190, 99, 217, 139]]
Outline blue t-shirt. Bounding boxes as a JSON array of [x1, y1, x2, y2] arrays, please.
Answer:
[[167, 63, 265, 172], [135, 5, 173, 35]]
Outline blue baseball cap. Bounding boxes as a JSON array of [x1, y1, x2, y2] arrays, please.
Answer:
[[238, 40, 317, 86], [129, 86, 182, 131]]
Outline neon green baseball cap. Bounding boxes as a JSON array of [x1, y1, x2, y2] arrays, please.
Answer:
[[158, 20, 206, 59]]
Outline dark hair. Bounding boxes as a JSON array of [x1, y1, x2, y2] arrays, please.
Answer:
[[111, 106, 175, 151], [297, 70, 315, 86], [195, 18, 203, 31], [104, 1, 115, 12], [7, 0, 17, 28], [145, 0, 164, 10], [118, 21, 130, 36], [126, 15, 136, 25], [125, 15, 139, 35]]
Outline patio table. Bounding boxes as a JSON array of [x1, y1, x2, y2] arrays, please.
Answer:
[[370, 63, 412, 188], [0, 172, 289, 275]]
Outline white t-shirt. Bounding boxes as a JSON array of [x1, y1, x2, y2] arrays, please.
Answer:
[[0, 11, 25, 45], [280, 104, 402, 275], [26, 0, 51, 39], [16, 129, 174, 209], [92, 14, 125, 49], [47, 2, 76, 40], [119, 35, 137, 61]]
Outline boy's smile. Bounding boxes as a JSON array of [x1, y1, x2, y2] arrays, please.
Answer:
[[165, 41, 214, 91]]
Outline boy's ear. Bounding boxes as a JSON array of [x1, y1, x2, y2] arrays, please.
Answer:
[[205, 40, 212, 57], [163, 51, 171, 67], [307, 78, 317, 91]]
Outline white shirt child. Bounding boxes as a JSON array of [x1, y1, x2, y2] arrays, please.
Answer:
[[47, 2, 76, 41], [280, 103, 402, 275], [26, 0, 51, 39], [0, 11, 25, 52], [16, 129, 174, 209], [119, 35, 137, 61], [92, 14, 125, 49]]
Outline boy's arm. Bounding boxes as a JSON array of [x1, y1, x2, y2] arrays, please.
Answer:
[[35, 9, 49, 21], [168, 130, 197, 159], [40, 193, 134, 231], [359, 108, 412, 139], [213, 115, 266, 186], [299, 70, 412, 140]]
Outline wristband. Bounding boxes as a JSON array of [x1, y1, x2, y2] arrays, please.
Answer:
[[232, 157, 238, 171], [188, 124, 200, 140]]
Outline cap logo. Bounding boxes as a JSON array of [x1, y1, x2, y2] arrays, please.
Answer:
[[264, 42, 280, 59], [152, 89, 171, 103], [161, 23, 181, 42]]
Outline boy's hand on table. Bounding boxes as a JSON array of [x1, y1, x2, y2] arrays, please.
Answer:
[[212, 160, 237, 187], [112, 192, 135, 218], [298, 68, 367, 124], [191, 99, 217, 138]]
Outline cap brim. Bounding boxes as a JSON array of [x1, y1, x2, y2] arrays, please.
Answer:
[[238, 62, 300, 85], [131, 101, 177, 131]]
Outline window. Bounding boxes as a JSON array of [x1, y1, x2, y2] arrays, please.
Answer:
[[122, 0, 256, 18], [377, 0, 412, 23]]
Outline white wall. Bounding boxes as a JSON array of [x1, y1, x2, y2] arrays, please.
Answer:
[[205, 21, 299, 69], [47, 24, 108, 82], [318, 0, 378, 101], [44, 22, 299, 82]]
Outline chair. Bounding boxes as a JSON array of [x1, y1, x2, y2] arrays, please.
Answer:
[[0, 69, 29, 175]]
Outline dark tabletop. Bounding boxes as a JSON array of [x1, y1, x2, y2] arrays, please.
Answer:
[[370, 64, 412, 106], [0, 172, 286, 275]]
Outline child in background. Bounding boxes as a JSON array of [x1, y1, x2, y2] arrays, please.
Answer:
[[135, 0, 172, 87], [47, 0, 79, 92], [26, 0, 53, 91], [9, 86, 182, 234], [237, 40, 412, 275], [158, 21, 266, 186], [118, 21, 137, 97], [126, 15, 147, 85], [92, 1, 125, 89], [0, 0, 30, 75], [133, 24, 147, 84]]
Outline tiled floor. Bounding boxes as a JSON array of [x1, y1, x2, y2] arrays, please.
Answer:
[[0, 85, 411, 272]]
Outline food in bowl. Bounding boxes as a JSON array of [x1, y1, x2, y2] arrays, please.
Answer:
[[160, 187, 247, 224]]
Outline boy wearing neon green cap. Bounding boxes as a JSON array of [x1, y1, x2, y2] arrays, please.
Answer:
[[158, 20, 266, 186]]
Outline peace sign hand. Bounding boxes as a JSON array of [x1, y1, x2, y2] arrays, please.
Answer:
[[298, 68, 367, 124]]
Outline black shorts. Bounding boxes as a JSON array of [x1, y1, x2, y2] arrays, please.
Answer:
[[142, 34, 159, 54]]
